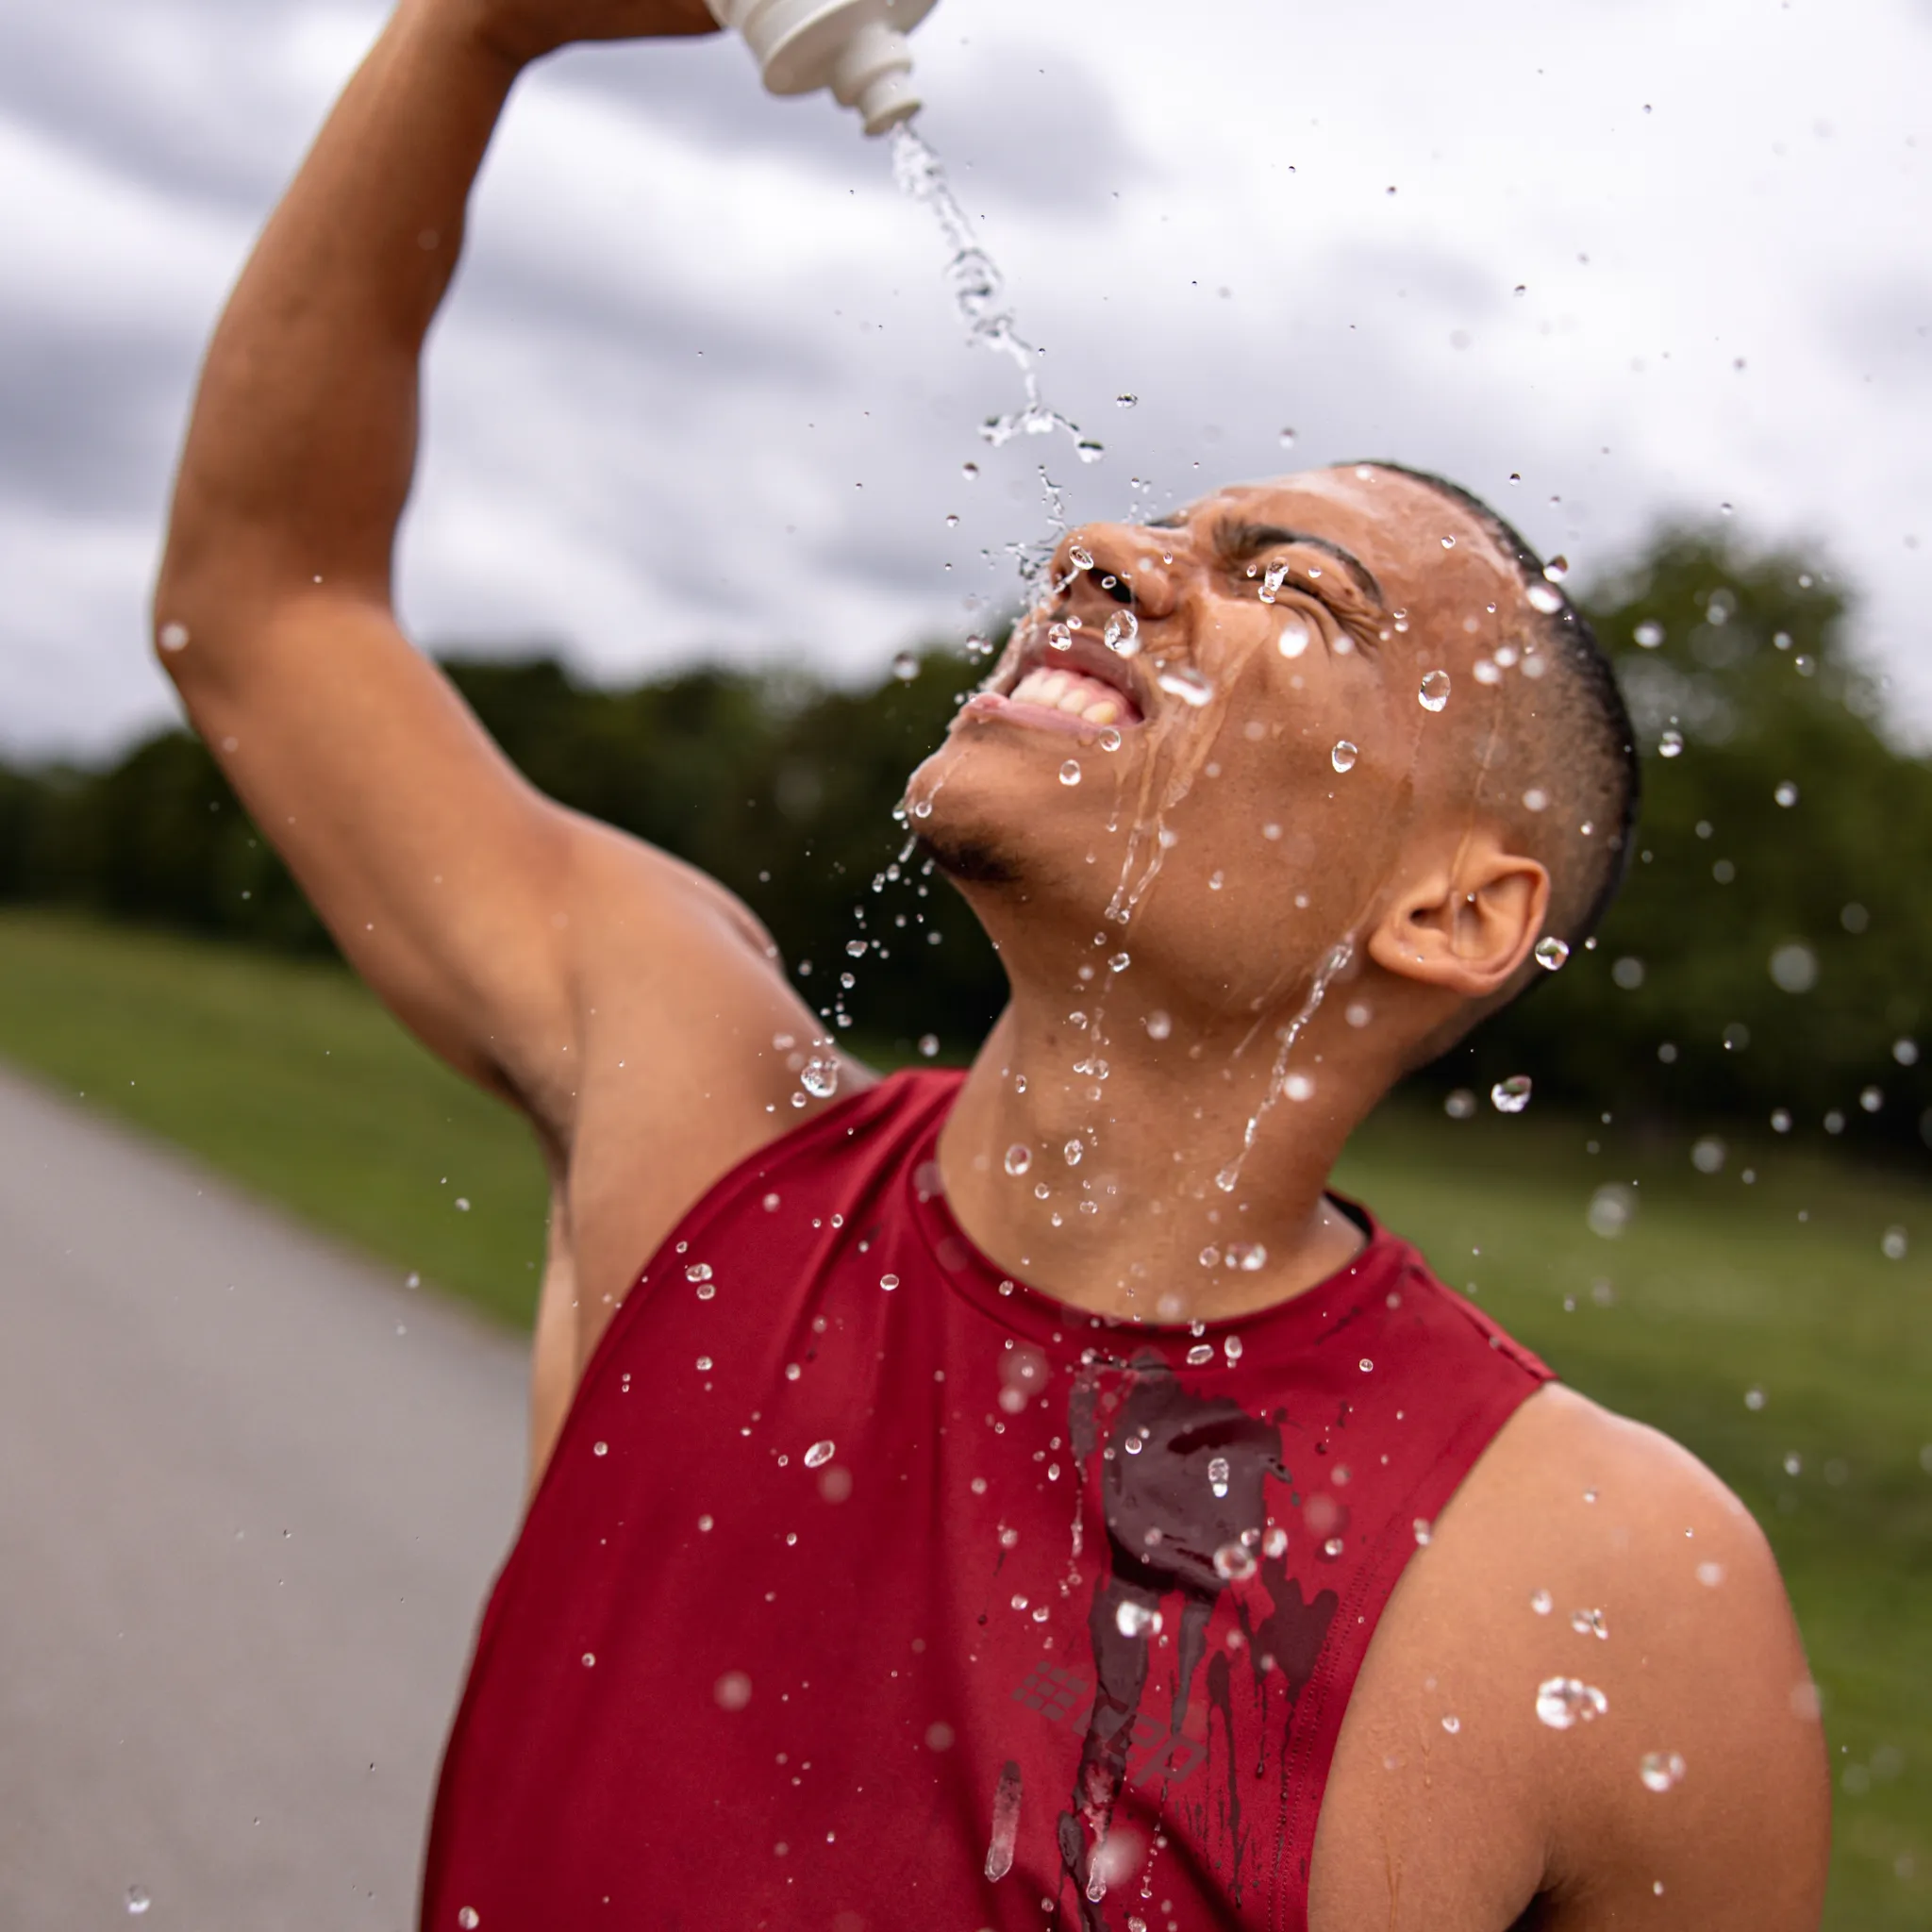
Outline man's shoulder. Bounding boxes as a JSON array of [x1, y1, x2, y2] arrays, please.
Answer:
[[1442, 1384, 1831, 1924], [1315, 1383, 1830, 1928]]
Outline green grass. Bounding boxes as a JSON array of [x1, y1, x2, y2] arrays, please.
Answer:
[[1, 908, 1926, 1924], [0, 910, 548, 1323]]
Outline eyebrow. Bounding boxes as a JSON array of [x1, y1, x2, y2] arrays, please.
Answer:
[[1213, 520, 1387, 608]]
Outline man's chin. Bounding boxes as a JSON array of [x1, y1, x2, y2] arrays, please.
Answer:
[[914, 830, 1022, 887]]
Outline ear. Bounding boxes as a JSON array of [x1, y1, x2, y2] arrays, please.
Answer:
[[1366, 832, 1551, 1000]]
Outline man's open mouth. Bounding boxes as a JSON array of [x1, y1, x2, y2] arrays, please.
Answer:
[[964, 632, 1148, 738]]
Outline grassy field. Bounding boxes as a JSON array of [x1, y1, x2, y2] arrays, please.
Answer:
[[0, 908, 1925, 1924]]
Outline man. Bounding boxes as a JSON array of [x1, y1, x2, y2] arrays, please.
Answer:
[[154, 0, 1830, 1925]]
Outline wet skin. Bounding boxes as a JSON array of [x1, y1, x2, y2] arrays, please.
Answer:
[[924, 471, 1557, 1331], [153, 4, 1830, 1924]]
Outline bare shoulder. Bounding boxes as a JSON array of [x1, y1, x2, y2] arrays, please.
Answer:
[[1314, 1384, 1831, 1930], [1490, 1386, 1831, 1924]]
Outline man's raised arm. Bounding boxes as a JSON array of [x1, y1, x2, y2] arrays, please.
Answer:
[[151, 0, 781, 1137]]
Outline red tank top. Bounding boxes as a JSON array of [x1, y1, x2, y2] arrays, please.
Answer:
[[423, 1070, 1550, 1932]]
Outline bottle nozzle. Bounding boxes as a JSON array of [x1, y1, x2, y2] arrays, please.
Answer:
[[831, 20, 920, 134], [708, 0, 936, 135]]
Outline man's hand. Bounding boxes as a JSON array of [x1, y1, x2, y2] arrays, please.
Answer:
[[441, 0, 721, 68]]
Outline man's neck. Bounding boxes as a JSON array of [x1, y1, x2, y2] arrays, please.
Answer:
[[935, 991, 1373, 1326]]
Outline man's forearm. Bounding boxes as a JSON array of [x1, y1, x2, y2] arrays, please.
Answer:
[[158, 3, 525, 637]]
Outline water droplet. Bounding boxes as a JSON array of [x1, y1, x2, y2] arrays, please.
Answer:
[[1097, 725, 1123, 752], [985, 1760, 1024, 1880], [1225, 1242, 1267, 1272], [1774, 780, 1798, 808], [1418, 669, 1451, 711], [1278, 426, 1297, 447], [1525, 582, 1563, 614], [1213, 1541, 1257, 1581], [1258, 561, 1291, 605], [1108, 952, 1131, 974], [1536, 1676, 1608, 1729], [1277, 617, 1311, 659], [1186, 1343, 1214, 1366], [1047, 621, 1074, 651], [1115, 393, 1139, 408], [1441, 535, 1457, 550], [1413, 1518, 1433, 1546], [1059, 759, 1082, 786], [1657, 728, 1684, 758], [801, 1056, 840, 1099], [1207, 1455, 1231, 1499], [1691, 1136, 1726, 1174], [880, 1272, 901, 1291], [1224, 1333, 1245, 1362], [158, 623, 190, 653], [1068, 545, 1095, 571], [962, 460, 979, 481], [1441, 1714, 1461, 1734], [1330, 740, 1358, 774], [1571, 1607, 1609, 1640], [805, 1440, 835, 1468], [1534, 937, 1571, 972], [1063, 1139, 1083, 1167], [686, 1262, 713, 1283], [1156, 664, 1214, 708], [1444, 1089, 1476, 1120], [1589, 1184, 1635, 1238], [1323, 1536, 1344, 1557], [592, 1440, 608, 1457], [1075, 440, 1105, 464], [1543, 556, 1570, 583], [1004, 1144, 1033, 1177], [892, 652, 919, 681], [126, 1889, 153, 1917], [919, 1033, 941, 1058], [715, 1670, 753, 1711], [1358, 1357, 1374, 1374], [458, 1911, 479, 1930], [1639, 1751, 1687, 1793], [1882, 1225, 1908, 1260], [1144, 1009, 1172, 1041], [1115, 1599, 1161, 1637], [1634, 620, 1665, 648], [1768, 942, 1817, 994], [1104, 608, 1141, 656], [1491, 1075, 1533, 1114], [1283, 1072, 1315, 1103], [1531, 1589, 1554, 1615]]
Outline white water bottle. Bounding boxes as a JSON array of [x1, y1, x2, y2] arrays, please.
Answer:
[[705, 0, 940, 135]]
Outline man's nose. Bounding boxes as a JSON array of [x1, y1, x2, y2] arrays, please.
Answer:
[[1053, 524, 1180, 621]]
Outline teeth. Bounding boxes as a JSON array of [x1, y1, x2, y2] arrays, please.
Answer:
[[1009, 666, 1131, 724]]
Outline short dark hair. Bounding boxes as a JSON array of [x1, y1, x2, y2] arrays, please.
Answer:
[[1356, 460, 1641, 944]]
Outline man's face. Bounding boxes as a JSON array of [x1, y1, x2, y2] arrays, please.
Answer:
[[908, 465, 1542, 1019]]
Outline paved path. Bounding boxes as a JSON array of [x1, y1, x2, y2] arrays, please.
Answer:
[[0, 1066, 528, 1931]]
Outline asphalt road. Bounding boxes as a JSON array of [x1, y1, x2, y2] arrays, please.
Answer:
[[0, 1066, 528, 1931]]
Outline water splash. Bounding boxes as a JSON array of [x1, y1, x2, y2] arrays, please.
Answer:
[[891, 123, 1101, 469], [1214, 941, 1355, 1193]]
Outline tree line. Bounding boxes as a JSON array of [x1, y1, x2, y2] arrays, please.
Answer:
[[2, 528, 1927, 1158]]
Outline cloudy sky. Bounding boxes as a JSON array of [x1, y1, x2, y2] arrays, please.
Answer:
[[1, 0, 1927, 760]]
